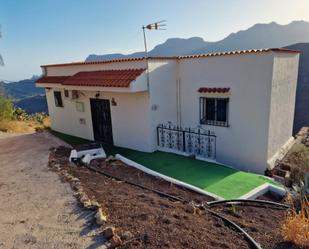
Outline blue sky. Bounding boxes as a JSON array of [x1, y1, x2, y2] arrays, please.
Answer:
[[0, 0, 308, 81]]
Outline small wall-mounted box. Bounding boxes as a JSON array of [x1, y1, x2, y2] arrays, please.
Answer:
[[76, 102, 85, 112], [79, 118, 86, 125]]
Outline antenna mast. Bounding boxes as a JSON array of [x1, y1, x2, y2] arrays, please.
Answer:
[[142, 20, 166, 90]]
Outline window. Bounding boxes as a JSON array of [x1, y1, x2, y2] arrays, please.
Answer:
[[200, 97, 229, 127], [54, 91, 63, 107], [64, 89, 69, 98]]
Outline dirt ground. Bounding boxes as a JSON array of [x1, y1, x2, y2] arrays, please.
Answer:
[[0, 132, 106, 249], [50, 147, 305, 249]]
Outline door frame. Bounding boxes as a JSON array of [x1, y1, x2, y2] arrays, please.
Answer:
[[90, 98, 114, 145]]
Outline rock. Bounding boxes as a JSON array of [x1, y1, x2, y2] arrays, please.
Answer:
[[83, 199, 92, 208], [72, 181, 82, 191], [105, 155, 115, 162], [90, 200, 101, 210], [109, 234, 122, 248], [102, 226, 115, 240], [185, 204, 195, 214], [121, 231, 133, 240], [71, 177, 80, 182], [95, 208, 107, 225], [185, 204, 201, 215], [79, 193, 89, 203]]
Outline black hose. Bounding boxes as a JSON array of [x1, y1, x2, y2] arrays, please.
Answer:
[[84, 165, 184, 202], [207, 199, 289, 209], [82, 164, 263, 249], [197, 204, 263, 249]]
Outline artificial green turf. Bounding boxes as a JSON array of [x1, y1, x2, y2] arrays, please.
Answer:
[[50, 130, 92, 145], [51, 130, 276, 199], [110, 150, 275, 199]]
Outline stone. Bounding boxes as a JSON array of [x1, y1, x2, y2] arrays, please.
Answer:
[[79, 193, 89, 203], [185, 204, 196, 214], [102, 226, 115, 240], [72, 181, 82, 191], [109, 234, 122, 248], [95, 208, 107, 225], [71, 177, 80, 182], [90, 200, 101, 210], [105, 155, 115, 162], [83, 199, 92, 208], [121, 231, 133, 240]]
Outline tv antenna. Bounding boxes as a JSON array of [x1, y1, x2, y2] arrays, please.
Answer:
[[142, 20, 166, 90], [142, 20, 166, 57]]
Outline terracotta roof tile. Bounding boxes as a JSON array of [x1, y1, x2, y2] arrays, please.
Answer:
[[40, 48, 300, 68], [36, 76, 70, 84], [198, 87, 230, 93], [59, 69, 145, 87]]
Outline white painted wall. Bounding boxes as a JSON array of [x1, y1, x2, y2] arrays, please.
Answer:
[[267, 52, 299, 168], [46, 88, 152, 152], [177, 53, 275, 173], [148, 60, 178, 150], [42, 52, 299, 174]]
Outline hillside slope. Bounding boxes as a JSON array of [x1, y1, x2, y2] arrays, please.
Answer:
[[0, 76, 44, 100], [285, 43, 309, 134]]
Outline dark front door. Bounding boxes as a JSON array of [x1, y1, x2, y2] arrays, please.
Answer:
[[90, 99, 113, 145]]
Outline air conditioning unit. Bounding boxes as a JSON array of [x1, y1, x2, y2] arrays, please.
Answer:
[[71, 90, 79, 100]]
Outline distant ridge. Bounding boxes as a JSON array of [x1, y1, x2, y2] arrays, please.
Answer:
[[284, 43, 309, 134], [86, 21, 309, 61]]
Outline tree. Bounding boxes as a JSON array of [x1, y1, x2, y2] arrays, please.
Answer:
[[0, 89, 14, 120]]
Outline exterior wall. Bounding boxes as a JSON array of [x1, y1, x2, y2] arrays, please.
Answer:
[[148, 60, 178, 150], [177, 54, 275, 173], [46, 88, 152, 152], [42, 52, 300, 174], [267, 53, 300, 168]]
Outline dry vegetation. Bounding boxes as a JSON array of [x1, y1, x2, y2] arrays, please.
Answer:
[[282, 196, 309, 247], [0, 90, 50, 133], [0, 116, 50, 133]]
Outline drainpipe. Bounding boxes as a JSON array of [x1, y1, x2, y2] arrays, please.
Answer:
[[142, 26, 150, 93], [176, 59, 182, 127]]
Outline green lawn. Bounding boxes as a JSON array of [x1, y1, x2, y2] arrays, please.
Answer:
[[51, 130, 276, 199]]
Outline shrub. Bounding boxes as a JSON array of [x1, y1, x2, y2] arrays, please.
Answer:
[[0, 90, 14, 120], [13, 107, 29, 121], [30, 112, 48, 124], [282, 196, 309, 247]]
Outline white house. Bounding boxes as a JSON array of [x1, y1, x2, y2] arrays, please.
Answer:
[[36, 48, 300, 174]]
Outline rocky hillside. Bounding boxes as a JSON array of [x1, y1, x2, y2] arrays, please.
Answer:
[[285, 43, 309, 134], [0, 76, 48, 114], [86, 21, 309, 61]]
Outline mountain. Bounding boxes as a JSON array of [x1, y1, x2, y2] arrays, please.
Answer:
[[4, 21, 309, 118], [86, 21, 309, 61], [0, 76, 48, 114], [86, 37, 207, 61], [0, 76, 44, 100], [284, 43, 309, 134], [192, 21, 309, 54], [15, 95, 48, 114]]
